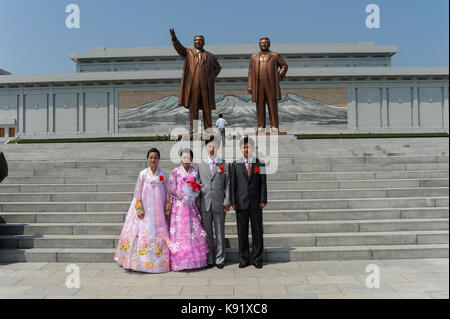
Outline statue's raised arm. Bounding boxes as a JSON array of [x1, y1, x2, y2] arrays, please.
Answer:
[[169, 28, 187, 58]]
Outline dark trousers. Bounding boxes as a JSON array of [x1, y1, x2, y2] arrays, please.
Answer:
[[236, 207, 264, 266], [257, 79, 279, 129], [188, 88, 212, 132]]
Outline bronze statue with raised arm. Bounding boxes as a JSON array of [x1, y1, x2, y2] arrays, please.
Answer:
[[169, 28, 221, 134], [248, 37, 288, 133]]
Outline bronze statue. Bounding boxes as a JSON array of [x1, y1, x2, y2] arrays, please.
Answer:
[[248, 37, 288, 133], [169, 28, 221, 134]]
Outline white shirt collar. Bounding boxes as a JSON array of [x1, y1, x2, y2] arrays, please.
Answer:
[[243, 156, 254, 164], [208, 156, 219, 164]]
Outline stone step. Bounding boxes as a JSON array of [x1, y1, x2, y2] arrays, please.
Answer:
[[1, 219, 447, 236], [1, 197, 447, 212], [0, 178, 448, 193], [5, 148, 448, 159], [6, 155, 448, 170], [0, 187, 447, 202], [0, 244, 447, 262], [0, 230, 447, 249], [1, 207, 448, 224], [264, 244, 450, 261], [6, 162, 449, 177], [3, 170, 448, 184]]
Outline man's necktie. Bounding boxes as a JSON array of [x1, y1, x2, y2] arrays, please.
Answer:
[[246, 161, 250, 176], [210, 161, 215, 174], [196, 50, 202, 64]]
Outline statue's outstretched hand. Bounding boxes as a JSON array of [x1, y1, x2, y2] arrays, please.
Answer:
[[169, 28, 177, 41]]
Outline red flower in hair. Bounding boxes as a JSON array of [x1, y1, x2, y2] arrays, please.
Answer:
[[159, 175, 164, 181], [254, 166, 259, 174]]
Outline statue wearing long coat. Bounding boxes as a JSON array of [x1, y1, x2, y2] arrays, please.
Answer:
[[172, 38, 221, 111], [248, 51, 288, 102]]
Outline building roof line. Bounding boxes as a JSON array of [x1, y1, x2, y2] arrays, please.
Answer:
[[0, 67, 447, 85], [70, 42, 398, 62], [0, 68, 11, 75]]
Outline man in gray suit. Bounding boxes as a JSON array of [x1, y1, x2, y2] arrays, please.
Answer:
[[197, 136, 230, 269]]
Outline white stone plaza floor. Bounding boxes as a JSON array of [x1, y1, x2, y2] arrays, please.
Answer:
[[0, 258, 448, 299]]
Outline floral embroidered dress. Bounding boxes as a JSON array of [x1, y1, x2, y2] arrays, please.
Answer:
[[168, 165, 209, 271], [115, 167, 171, 273]]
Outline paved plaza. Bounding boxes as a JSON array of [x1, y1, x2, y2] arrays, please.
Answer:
[[0, 258, 448, 299]]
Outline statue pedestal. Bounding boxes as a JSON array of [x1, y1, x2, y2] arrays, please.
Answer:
[[173, 132, 221, 141], [246, 130, 287, 136]]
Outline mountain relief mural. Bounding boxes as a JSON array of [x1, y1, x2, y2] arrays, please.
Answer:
[[119, 93, 348, 131]]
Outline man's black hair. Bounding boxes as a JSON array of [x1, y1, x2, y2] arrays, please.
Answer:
[[239, 136, 255, 147]]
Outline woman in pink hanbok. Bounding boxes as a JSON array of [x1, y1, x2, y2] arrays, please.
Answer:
[[115, 148, 171, 273], [167, 148, 209, 271]]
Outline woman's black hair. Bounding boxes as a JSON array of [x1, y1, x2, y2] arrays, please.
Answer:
[[179, 148, 194, 159], [147, 148, 161, 159]]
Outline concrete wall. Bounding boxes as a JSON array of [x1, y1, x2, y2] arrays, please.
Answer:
[[0, 78, 448, 136], [0, 87, 115, 136], [347, 82, 449, 133]]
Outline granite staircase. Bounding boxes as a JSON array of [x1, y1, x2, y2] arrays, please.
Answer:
[[0, 137, 448, 262]]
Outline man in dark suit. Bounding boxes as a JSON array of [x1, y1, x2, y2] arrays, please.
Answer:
[[231, 137, 267, 268], [0, 151, 7, 183]]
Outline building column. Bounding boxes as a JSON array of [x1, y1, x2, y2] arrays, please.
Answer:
[[347, 87, 357, 132], [18, 90, 25, 135], [412, 85, 420, 128], [78, 89, 85, 133], [48, 89, 55, 133], [381, 86, 388, 128], [114, 88, 119, 134], [444, 86, 449, 130]]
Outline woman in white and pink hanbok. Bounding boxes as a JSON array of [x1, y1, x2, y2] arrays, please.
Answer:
[[115, 148, 171, 273], [167, 148, 209, 271]]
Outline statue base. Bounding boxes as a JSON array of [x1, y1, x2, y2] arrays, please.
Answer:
[[246, 130, 287, 136]]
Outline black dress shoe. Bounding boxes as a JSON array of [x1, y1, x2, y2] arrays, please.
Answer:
[[238, 263, 250, 268], [216, 264, 224, 269], [252, 263, 263, 269], [206, 264, 215, 269]]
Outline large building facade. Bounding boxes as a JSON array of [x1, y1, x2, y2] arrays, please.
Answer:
[[0, 42, 448, 137]]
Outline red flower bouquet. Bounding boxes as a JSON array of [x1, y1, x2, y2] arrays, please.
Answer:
[[186, 180, 202, 192], [182, 180, 202, 204]]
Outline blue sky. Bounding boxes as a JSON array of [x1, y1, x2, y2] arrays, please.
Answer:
[[1, 0, 448, 75]]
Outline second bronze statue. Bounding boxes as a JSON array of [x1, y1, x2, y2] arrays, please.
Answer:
[[248, 37, 288, 133], [169, 28, 221, 134]]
